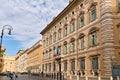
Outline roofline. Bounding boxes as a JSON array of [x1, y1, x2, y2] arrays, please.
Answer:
[[40, 0, 77, 35]]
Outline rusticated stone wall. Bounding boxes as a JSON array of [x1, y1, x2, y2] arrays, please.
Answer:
[[100, 0, 115, 76]]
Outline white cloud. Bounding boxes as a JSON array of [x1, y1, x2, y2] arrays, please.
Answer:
[[0, 0, 68, 49]]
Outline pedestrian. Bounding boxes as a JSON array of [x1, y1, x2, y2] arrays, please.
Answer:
[[9, 72, 14, 80]]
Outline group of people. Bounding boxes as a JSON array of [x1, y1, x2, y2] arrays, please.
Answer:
[[7, 72, 18, 80]]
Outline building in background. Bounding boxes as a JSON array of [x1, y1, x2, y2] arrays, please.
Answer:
[[15, 50, 24, 73], [40, 0, 120, 78], [3, 56, 15, 73], [26, 40, 42, 74], [0, 46, 6, 73]]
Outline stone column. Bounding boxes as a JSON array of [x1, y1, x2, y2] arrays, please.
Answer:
[[100, 0, 115, 76]]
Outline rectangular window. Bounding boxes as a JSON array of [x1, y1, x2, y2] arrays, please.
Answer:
[[80, 59, 85, 69], [79, 37, 84, 49], [54, 33, 56, 42], [89, 32, 97, 46], [53, 62, 56, 71], [79, 16, 84, 27], [118, 0, 120, 12], [70, 22, 75, 32], [71, 42, 75, 52], [89, 7, 96, 22], [92, 57, 98, 69], [64, 27, 67, 36], [58, 31, 61, 40], [64, 61, 67, 71], [71, 60, 75, 70], [64, 44, 67, 54]]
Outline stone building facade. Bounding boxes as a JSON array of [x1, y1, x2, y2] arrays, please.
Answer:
[[3, 56, 15, 73], [40, 0, 120, 77], [26, 40, 42, 74]]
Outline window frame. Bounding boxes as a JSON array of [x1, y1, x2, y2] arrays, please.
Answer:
[[92, 57, 99, 70], [70, 21, 75, 32]]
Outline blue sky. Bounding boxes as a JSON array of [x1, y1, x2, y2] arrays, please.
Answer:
[[0, 0, 68, 56]]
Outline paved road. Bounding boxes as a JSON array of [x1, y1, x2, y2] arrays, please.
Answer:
[[0, 75, 50, 80]]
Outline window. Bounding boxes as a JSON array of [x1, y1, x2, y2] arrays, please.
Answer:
[[54, 32, 56, 42], [79, 34, 84, 49], [92, 57, 98, 69], [45, 64, 47, 71], [80, 59, 85, 70], [64, 26, 68, 36], [64, 43, 67, 54], [53, 62, 56, 71], [49, 63, 51, 71], [89, 6, 96, 22], [70, 21, 75, 32], [71, 60, 75, 71], [79, 14, 84, 27], [58, 29, 62, 40], [118, 0, 120, 12], [64, 61, 67, 71], [89, 27, 98, 47], [49, 36, 52, 44], [43, 40, 45, 48], [89, 32, 97, 46], [70, 40, 75, 52]]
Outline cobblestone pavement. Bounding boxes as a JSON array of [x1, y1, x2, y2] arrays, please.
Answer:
[[0, 75, 50, 80]]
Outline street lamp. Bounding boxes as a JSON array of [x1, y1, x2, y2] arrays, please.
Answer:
[[0, 25, 13, 55]]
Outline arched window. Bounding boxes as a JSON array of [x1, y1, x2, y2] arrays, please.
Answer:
[[70, 38, 75, 53], [63, 41, 67, 54], [89, 27, 99, 47], [70, 21, 75, 32], [79, 33, 85, 49]]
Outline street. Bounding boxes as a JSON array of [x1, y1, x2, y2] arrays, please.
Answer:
[[0, 75, 50, 80]]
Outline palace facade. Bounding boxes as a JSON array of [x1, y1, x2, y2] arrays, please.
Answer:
[[40, 0, 120, 77]]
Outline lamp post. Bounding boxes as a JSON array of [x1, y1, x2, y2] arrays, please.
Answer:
[[0, 25, 13, 56]]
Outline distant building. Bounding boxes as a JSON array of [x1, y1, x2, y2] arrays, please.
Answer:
[[40, 0, 120, 77], [0, 46, 6, 73], [3, 56, 15, 72], [15, 50, 24, 73], [26, 40, 42, 74]]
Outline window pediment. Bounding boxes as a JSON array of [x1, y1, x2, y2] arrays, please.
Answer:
[[89, 27, 99, 34]]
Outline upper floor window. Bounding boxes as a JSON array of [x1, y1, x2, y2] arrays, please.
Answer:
[[70, 21, 75, 32], [49, 35, 52, 44], [70, 38, 75, 53], [117, 23, 120, 41], [89, 27, 99, 47], [63, 42, 67, 54], [79, 33, 85, 49], [53, 32, 56, 42], [92, 57, 99, 69], [89, 4, 97, 22], [80, 58, 85, 70], [43, 40, 45, 48], [58, 29, 62, 40], [118, 0, 120, 12], [79, 11, 85, 27], [64, 26, 68, 36]]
